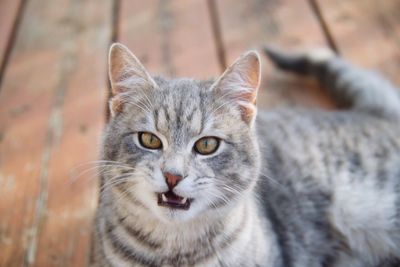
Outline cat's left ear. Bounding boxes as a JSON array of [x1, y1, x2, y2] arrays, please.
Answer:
[[211, 50, 261, 125]]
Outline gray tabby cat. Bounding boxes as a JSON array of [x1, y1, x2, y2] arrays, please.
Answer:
[[91, 43, 400, 267]]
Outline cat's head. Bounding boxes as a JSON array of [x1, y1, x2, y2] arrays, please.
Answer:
[[102, 43, 261, 222]]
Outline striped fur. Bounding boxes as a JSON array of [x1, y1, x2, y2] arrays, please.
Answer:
[[91, 44, 400, 267]]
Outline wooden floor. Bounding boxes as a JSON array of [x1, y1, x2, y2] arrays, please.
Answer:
[[0, 0, 399, 266]]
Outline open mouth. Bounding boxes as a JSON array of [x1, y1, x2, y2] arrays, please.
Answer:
[[157, 191, 191, 210]]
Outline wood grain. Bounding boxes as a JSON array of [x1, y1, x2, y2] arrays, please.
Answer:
[[317, 0, 400, 85], [216, 0, 336, 110], [0, 0, 112, 266], [118, 0, 220, 78]]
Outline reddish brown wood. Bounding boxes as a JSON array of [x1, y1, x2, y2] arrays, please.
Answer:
[[0, 37, 56, 267], [216, 0, 336, 110], [0, 0, 23, 72], [118, 0, 220, 78], [317, 0, 400, 84], [0, 0, 111, 266]]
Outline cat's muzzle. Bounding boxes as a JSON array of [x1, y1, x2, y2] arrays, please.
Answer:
[[157, 190, 191, 210]]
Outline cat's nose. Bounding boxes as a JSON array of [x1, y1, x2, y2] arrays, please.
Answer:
[[164, 172, 183, 189]]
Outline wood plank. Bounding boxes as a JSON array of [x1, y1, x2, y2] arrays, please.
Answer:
[[0, 23, 57, 267], [317, 0, 400, 84], [216, 0, 336, 109], [0, 0, 111, 266], [118, 0, 220, 78], [0, 0, 23, 74]]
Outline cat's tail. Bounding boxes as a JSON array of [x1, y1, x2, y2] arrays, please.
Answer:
[[264, 46, 400, 120]]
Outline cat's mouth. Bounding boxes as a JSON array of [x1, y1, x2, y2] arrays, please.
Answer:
[[157, 191, 191, 210]]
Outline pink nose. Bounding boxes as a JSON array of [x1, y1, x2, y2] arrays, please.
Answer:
[[164, 172, 182, 189]]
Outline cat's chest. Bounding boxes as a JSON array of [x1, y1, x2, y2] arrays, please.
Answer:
[[100, 198, 274, 267]]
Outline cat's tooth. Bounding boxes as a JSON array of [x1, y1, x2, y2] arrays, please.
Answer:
[[162, 193, 167, 202], [181, 197, 187, 204]]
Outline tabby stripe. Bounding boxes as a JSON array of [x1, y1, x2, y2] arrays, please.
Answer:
[[199, 90, 206, 133], [104, 221, 159, 267], [171, 232, 220, 265], [118, 216, 162, 250], [186, 107, 196, 122], [153, 109, 159, 131], [176, 96, 183, 130], [263, 199, 291, 267], [166, 225, 223, 265]]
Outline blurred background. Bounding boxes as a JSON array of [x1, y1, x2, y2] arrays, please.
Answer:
[[0, 0, 399, 266]]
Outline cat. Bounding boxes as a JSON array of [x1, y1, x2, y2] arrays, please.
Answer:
[[90, 43, 400, 267]]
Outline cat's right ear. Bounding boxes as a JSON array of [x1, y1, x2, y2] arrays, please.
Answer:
[[211, 50, 261, 126], [108, 43, 156, 115]]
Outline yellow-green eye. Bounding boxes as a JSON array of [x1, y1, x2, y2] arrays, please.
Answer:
[[194, 137, 220, 155], [139, 132, 162, 149]]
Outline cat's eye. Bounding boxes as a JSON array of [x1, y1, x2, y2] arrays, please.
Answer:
[[194, 137, 220, 155], [138, 132, 162, 150]]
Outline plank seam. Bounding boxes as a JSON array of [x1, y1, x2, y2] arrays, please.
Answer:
[[308, 0, 341, 54], [0, 0, 28, 90], [105, 0, 121, 121], [111, 0, 120, 43], [157, 0, 175, 77], [207, 0, 227, 72]]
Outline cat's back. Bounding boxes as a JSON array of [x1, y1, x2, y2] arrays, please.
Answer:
[[256, 109, 400, 266], [257, 109, 400, 183]]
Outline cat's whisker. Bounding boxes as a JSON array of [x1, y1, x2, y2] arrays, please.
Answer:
[[205, 198, 225, 218], [119, 93, 152, 114], [208, 99, 247, 123], [124, 95, 152, 113], [258, 172, 287, 191], [100, 174, 137, 193], [113, 189, 131, 205], [71, 160, 134, 172], [205, 189, 231, 207], [112, 179, 145, 205], [125, 100, 152, 114], [101, 177, 132, 192], [137, 87, 155, 111], [125, 95, 151, 110], [220, 184, 244, 197], [210, 94, 250, 116], [213, 89, 248, 106], [72, 159, 129, 167], [70, 161, 129, 175], [69, 163, 136, 184], [100, 169, 152, 193]]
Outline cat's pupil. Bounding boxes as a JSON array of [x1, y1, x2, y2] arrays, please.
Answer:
[[204, 140, 208, 147]]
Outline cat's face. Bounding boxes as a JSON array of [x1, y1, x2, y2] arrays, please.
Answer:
[[102, 44, 261, 222]]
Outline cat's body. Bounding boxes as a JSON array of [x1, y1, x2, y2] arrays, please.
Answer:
[[257, 109, 400, 267], [91, 44, 400, 267]]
